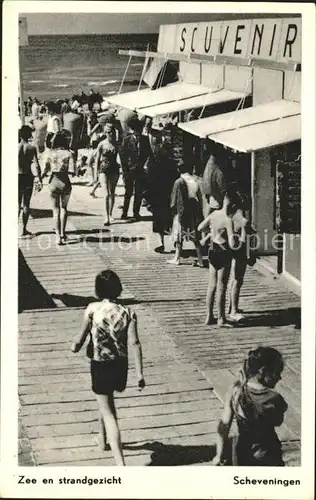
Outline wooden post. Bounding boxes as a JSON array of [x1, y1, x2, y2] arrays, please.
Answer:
[[19, 52, 25, 126], [19, 16, 28, 126], [277, 233, 284, 274]]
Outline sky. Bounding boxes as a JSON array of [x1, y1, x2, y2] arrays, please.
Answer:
[[24, 13, 297, 35], [25, 13, 215, 35]]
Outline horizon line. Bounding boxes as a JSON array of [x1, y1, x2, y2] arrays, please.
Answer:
[[27, 32, 159, 36]]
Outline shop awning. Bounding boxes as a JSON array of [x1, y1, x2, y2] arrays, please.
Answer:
[[178, 100, 301, 139], [210, 114, 301, 152], [106, 82, 212, 111], [139, 89, 248, 118]]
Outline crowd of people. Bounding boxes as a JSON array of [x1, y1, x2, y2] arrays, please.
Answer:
[[19, 89, 104, 120], [18, 95, 288, 468]]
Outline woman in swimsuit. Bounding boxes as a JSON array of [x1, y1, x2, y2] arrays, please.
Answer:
[[95, 122, 120, 226], [43, 130, 75, 245], [198, 191, 246, 327]]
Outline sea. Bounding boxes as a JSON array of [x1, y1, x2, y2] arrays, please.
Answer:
[[20, 33, 158, 102]]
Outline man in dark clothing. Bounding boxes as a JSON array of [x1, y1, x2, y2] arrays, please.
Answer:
[[202, 147, 228, 213], [119, 118, 151, 220], [63, 103, 84, 173], [88, 89, 103, 110], [80, 90, 89, 106], [27, 96, 33, 116]]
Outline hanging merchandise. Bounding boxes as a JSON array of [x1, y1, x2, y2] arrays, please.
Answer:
[[276, 160, 301, 234]]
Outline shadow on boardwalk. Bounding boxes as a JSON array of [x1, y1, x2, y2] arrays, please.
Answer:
[[18, 249, 56, 312], [50, 293, 203, 308], [235, 307, 301, 329], [50, 292, 300, 329], [124, 441, 221, 466], [30, 208, 97, 219]]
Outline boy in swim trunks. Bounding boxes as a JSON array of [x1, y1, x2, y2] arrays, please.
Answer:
[[198, 191, 246, 327], [18, 125, 43, 237]]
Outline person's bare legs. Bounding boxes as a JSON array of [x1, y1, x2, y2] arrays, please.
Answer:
[[52, 208, 61, 244], [60, 193, 71, 240], [18, 187, 23, 219], [108, 174, 119, 222], [96, 394, 125, 466], [99, 173, 110, 225], [216, 262, 233, 327], [21, 206, 31, 236], [87, 149, 96, 185], [90, 181, 100, 197], [98, 413, 108, 450], [21, 186, 33, 236], [18, 187, 24, 231], [50, 194, 62, 244], [229, 257, 247, 321], [89, 154, 100, 194], [205, 264, 217, 325], [194, 240, 204, 267], [71, 149, 78, 176], [167, 242, 181, 265]]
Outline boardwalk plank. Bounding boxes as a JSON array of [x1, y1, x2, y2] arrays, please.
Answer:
[[19, 389, 217, 416], [18, 185, 301, 467]]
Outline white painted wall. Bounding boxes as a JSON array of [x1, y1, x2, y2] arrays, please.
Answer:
[[253, 67, 283, 104], [251, 68, 283, 254], [179, 62, 201, 84], [201, 64, 224, 89], [283, 233, 301, 281], [252, 150, 278, 254], [157, 24, 177, 53], [284, 70, 301, 102], [224, 65, 253, 93]]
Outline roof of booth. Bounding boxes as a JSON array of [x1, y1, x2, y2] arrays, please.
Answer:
[[178, 99, 301, 151], [139, 89, 248, 118], [107, 82, 213, 111]]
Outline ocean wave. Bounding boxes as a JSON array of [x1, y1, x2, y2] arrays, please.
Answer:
[[24, 34, 156, 100], [88, 80, 118, 86], [100, 80, 118, 86]]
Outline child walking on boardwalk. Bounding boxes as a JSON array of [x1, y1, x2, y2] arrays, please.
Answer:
[[212, 346, 287, 466], [71, 270, 145, 466]]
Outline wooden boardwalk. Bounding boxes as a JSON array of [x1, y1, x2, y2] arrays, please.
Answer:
[[18, 181, 301, 466]]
